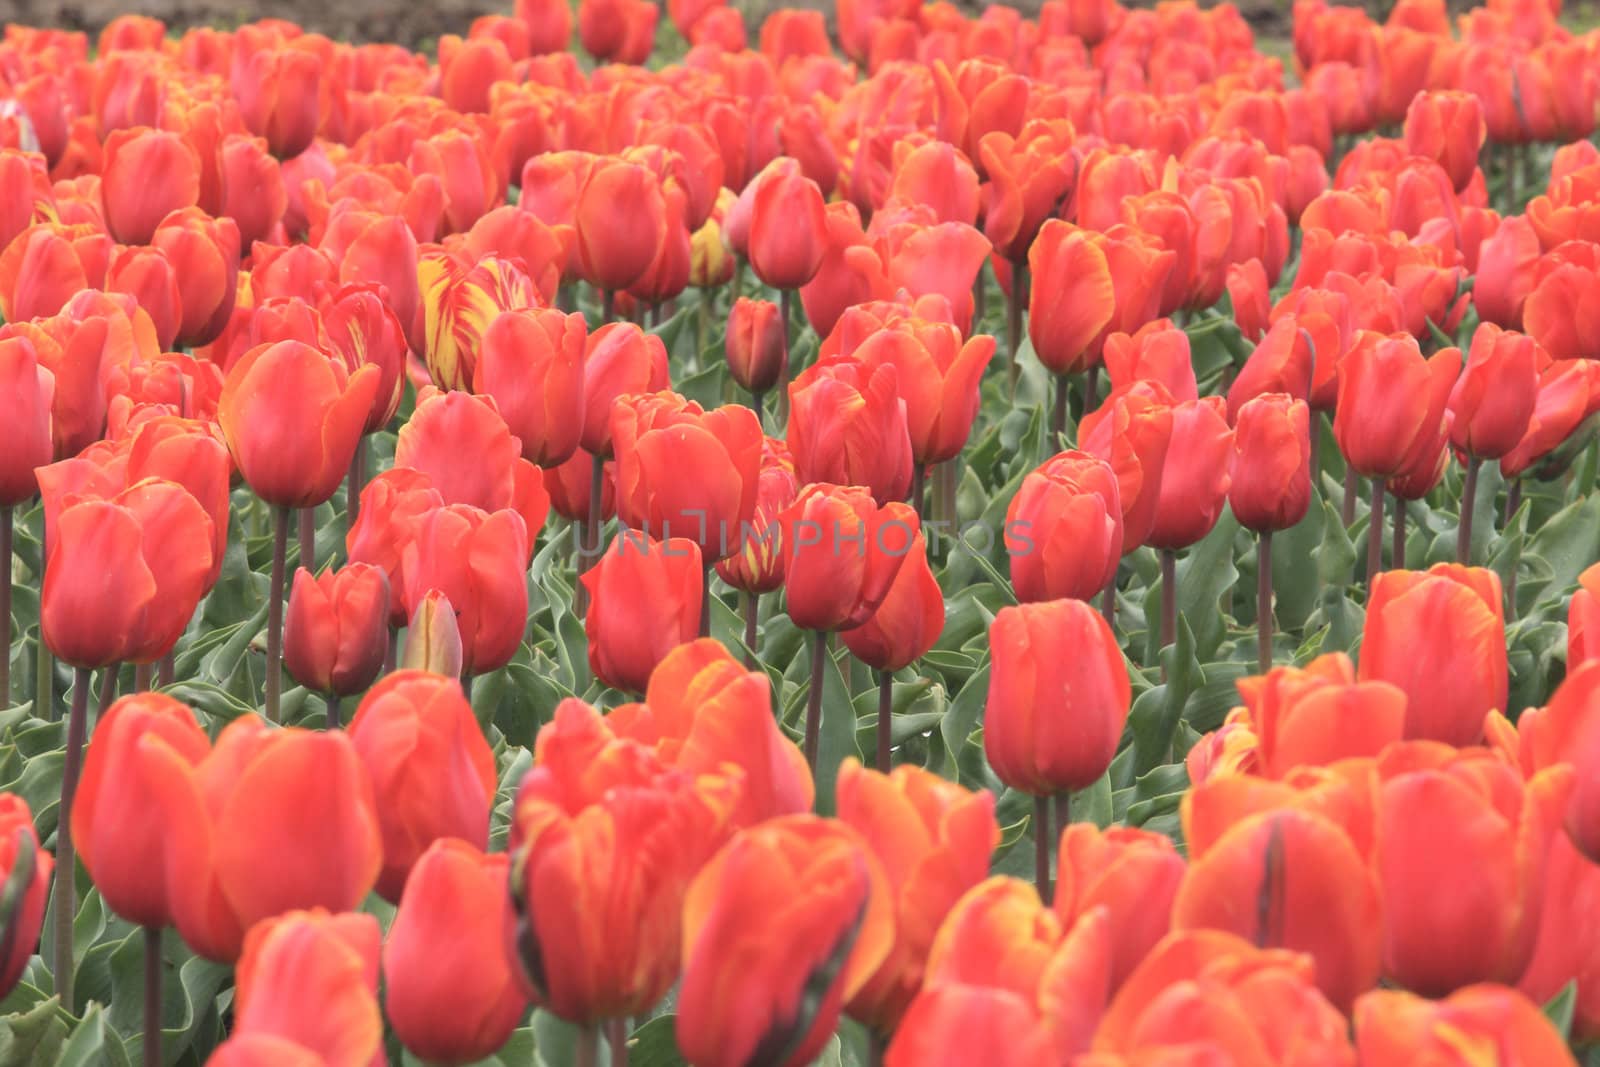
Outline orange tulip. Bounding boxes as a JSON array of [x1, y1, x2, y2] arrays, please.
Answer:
[[780, 484, 916, 633], [1231, 653, 1407, 778], [0, 337, 54, 507], [923, 877, 1112, 1061], [725, 297, 787, 396], [787, 360, 915, 507], [581, 534, 704, 694], [151, 207, 241, 349], [0, 222, 112, 322], [318, 283, 408, 436], [100, 127, 201, 244], [218, 133, 288, 252], [104, 244, 182, 351], [0, 794, 52, 999], [384, 840, 530, 1064], [1054, 825, 1185, 993], [1229, 393, 1313, 535], [472, 307, 587, 468], [1501, 354, 1600, 480], [346, 671, 495, 903], [1333, 334, 1456, 480], [979, 120, 1078, 263], [575, 158, 668, 293], [346, 470, 446, 626], [838, 759, 1000, 1034], [1375, 744, 1569, 995], [1359, 565, 1507, 746], [1005, 450, 1123, 603], [611, 392, 763, 562], [164, 719, 383, 963], [580, 323, 670, 457], [231, 910, 383, 1067], [509, 700, 740, 1022], [71, 692, 210, 929], [677, 815, 894, 1067], [234, 45, 323, 160], [219, 339, 381, 509], [399, 503, 531, 676], [1447, 323, 1541, 462], [984, 599, 1130, 796], [394, 390, 526, 516], [884, 985, 1057, 1067], [748, 160, 829, 290], [840, 525, 944, 673], [1146, 397, 1233, 552], [577, 0, 658, 64], [1403, 91, 1485, 194], [1103, 321, 1198, 404], [1079, 382, 1176, 552], [840, 316, 995, 465], [1355, 984, 1577, 1066], [282, 564, 389, 699]]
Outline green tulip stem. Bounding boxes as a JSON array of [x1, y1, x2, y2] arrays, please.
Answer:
[[700, 563, 713, 640], [1392, 494, 1407, 572], [576, 453, 605, 619], [876, 668, 893, 773], [265, 505, 290, 724], [1033, 793, 1051, 905], [325, 691, 341, 731], [1007, 261, 1028, 398], [1051, 373, 1070, 441], [1258, 530, 1274, 674], [803, 631, 826, 769], [36, 518, 52, 721], [742, 592, 759, 669], [298, 507, 316, 572], [144, 926, 162, 1067], [575, 1024, 599, 1067], [0, 505, 10, 707], [1366, 481, 1385, 590], [776, 289, 794, 429], [347, 441, 366, 530], [1159, 549, 1177, 681], [1458, 457, 1480, 564], [52, 665, 91, 1007], [608, 1018, 630, 1067]]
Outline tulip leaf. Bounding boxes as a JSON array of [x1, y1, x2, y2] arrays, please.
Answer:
[[814, 642, 861, 817], [1311, 499, 1358, 590], [0, 993, 68, 1067], [626, 1015, 689, 1067], [1175, 512, 1240, 660], [52, 1004, 128, 1067], [1128, 616, 1201, 776], [1544, 980, 1578, 1042], [102, 927, 231, 1064], [1526, 494, 1600, 608], [939, 664, 989, 788]]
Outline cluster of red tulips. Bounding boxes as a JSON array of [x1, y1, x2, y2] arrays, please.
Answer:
[[3, 0, 1600, 1061]]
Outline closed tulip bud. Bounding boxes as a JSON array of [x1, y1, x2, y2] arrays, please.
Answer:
[[689, 210, 735, 289], [787, 361, 914, 507], [232, 910, 383, 1065], [218, 134, 288, 253], [1006, 450, 1123, 603], [577, 0, 658, 63], [922, 877, 1112, 1061], [748, 161, 829, 290], [845, 318, 995, 465], [581, 534, 704, 694], [41, 478, 214, 668], [219, 340, 382, 509], [985, 599, 1131, 796], [1146, 398, 1233, 552], [384, 841, 529, 1064], [715, 438, 798, 595], [0, 795, 52, 1000], [234, 46, 322, 160], [1097, 929, 1353, 1063], [580, 323, 670, 457], [474, 307, 587, 468], [100, 128, 201, 245], [1173, 805, 1381, 1012], [400, 504, 530, 677], [1359, 564, 1507, 746], [576, 159, 667, 292], [726, 297, 787, 395], [1227, 259, 1271, 343], [283, 564, 390, 698], [780, 484, 917, 633], [840, 526, 943, 673], [321, 211, 422, 352], [1334, 335, 1457, 480], [0, 337, 54, 507], [1055, 825, 1186, 992], [1447, 323, 1540, 461], [510, 701, 741, 1022], [71, 693, 209, 929], [1080, 382, 1176, 553], [838, 761, 999, 1033], [151, 207, 241, 348], [612, 392, 763, 562], [1228, 393, 1312, 535], [678, 815, 894, 1067], [1569, 564, 1600, 670], [1356, 984, 1577, 1066], [166, 719, 384, 962], [0, 222, 112, 323], [345, 672, 495, 904], [1404, 91, 1485, 195], [401, 589, 464, 679], [1375, 745, 1568, 995]]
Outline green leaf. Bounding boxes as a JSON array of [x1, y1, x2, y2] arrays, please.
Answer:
[[1176, 513, 1240, 660], [627, 1016, 688, 1067], [814, 642, 862, 817], [1525, 494, 1600, 607], [0, 994, 68, 1067], [52, 1004, 129, 1067], [938, 664, 989, 786], [1543, 979, 1577, 1042], [1129, 617, 1201, 775]]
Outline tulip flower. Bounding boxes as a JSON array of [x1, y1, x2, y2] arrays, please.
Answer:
[[283, 564, 390, 713], [0, 222, 112, 322], [838, 761, 999, 1033], [345, 671, 495, 903], [0, 335, 51, 701], [715, 438, 798, 618], [400, 503, 531, 678], [509, 702, 740, 1028], [581, 534, 704, 695], [1102, 321, 1198, 404], [986, 599, 1130, 897], [318, 283, 409, 439], [234, 45, 322, 159], [384, 840, 529, 1064], [575, 158, 668, 297], [1356, 983, 1577, 1065], [610, 638, 815, 827], [577, 0, 658, 64], [105, 245, 182, 352], [611, 392, 763, 565], [725, 297, 787, 401], [1501, 357, 1600, 482], [231, 910, 384, 1066], [1359, 564, 1507, 746], [922, 877, 1112, 1061], [1054, 825, 1186, 992], [475, 307, 587, 468], [100, 128, 201, 245], [1229, 392, 1313, 668], [786, 361, 914, 508], [419, 253, 540, 394], [1569, 563, 1600, 671], [150, 717, 383, 964], [1080, 381, 1176, 564], [1518, 829, 1600, 1043], [150, 208, 240, 349], [1146, 398, 1233, 644], [0, 794, 53, 1001], [1005, 450, 1123, 604], [747, 161, 829, 291], [1403, 91, 1485, 194], [885, 985, 1056, 1067], [677, 815, 894, 1067], [841, 316, 995, 466], [394, 390, 525, 517], [346, 470, 447, 627], [1095, 929, 1354, 1063]]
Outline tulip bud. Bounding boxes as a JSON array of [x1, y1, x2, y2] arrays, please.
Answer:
[[580, 323, 670, 457], [1229, 393, 1312, 534], [401, 590, 463, 679], [475, 307, 587, 468], [1448, 323, 1540, 462], [1145, 397, 1234, 552], [283, 564, 390, 698], [1005, 450, 1123, 603], [725, 297, 787, 395], [100, 128, 201, 245], [984, 599, 1130, 796], [581, 534, 704, 694], [1333, 334, 1457, 480], [747, 162, 828, 290]]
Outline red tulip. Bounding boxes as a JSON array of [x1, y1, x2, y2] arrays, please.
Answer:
[[1055, 824, 1186, 991], [1447, 322, 1541, 462], [725, 297, 787, 395], [1229, 393, 1313, 535], [234, 45, 323, 159], [580, 323, 670, 457], [0, 222, 112, 322], [1005, 450, 1123, 604], [475, 307, 587, 467], [1079, 382, 1176, 553], [748, 160, 829, 290], [787, 361, 914, 507], [780, 484, 916, 632], [581, 534, 704, 694], [400, 504, 530, 677], [841, 525, 944, 673], [715, 438, 798, 595], [1145, 397, 1234, 552], [152, 207, 241, 348], [105, 244, 182, 351], [283, 564, 390, 698], [840, 316, 995, 465], [1333, 334, 1456, 480], [0, 794, 52, 1001], [575, 158, 667, 292], [100, 128, 201, 244], [0, 337, 54, 507]]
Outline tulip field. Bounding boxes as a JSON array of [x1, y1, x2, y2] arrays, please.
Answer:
[[9, 0, 1600, 1063]]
